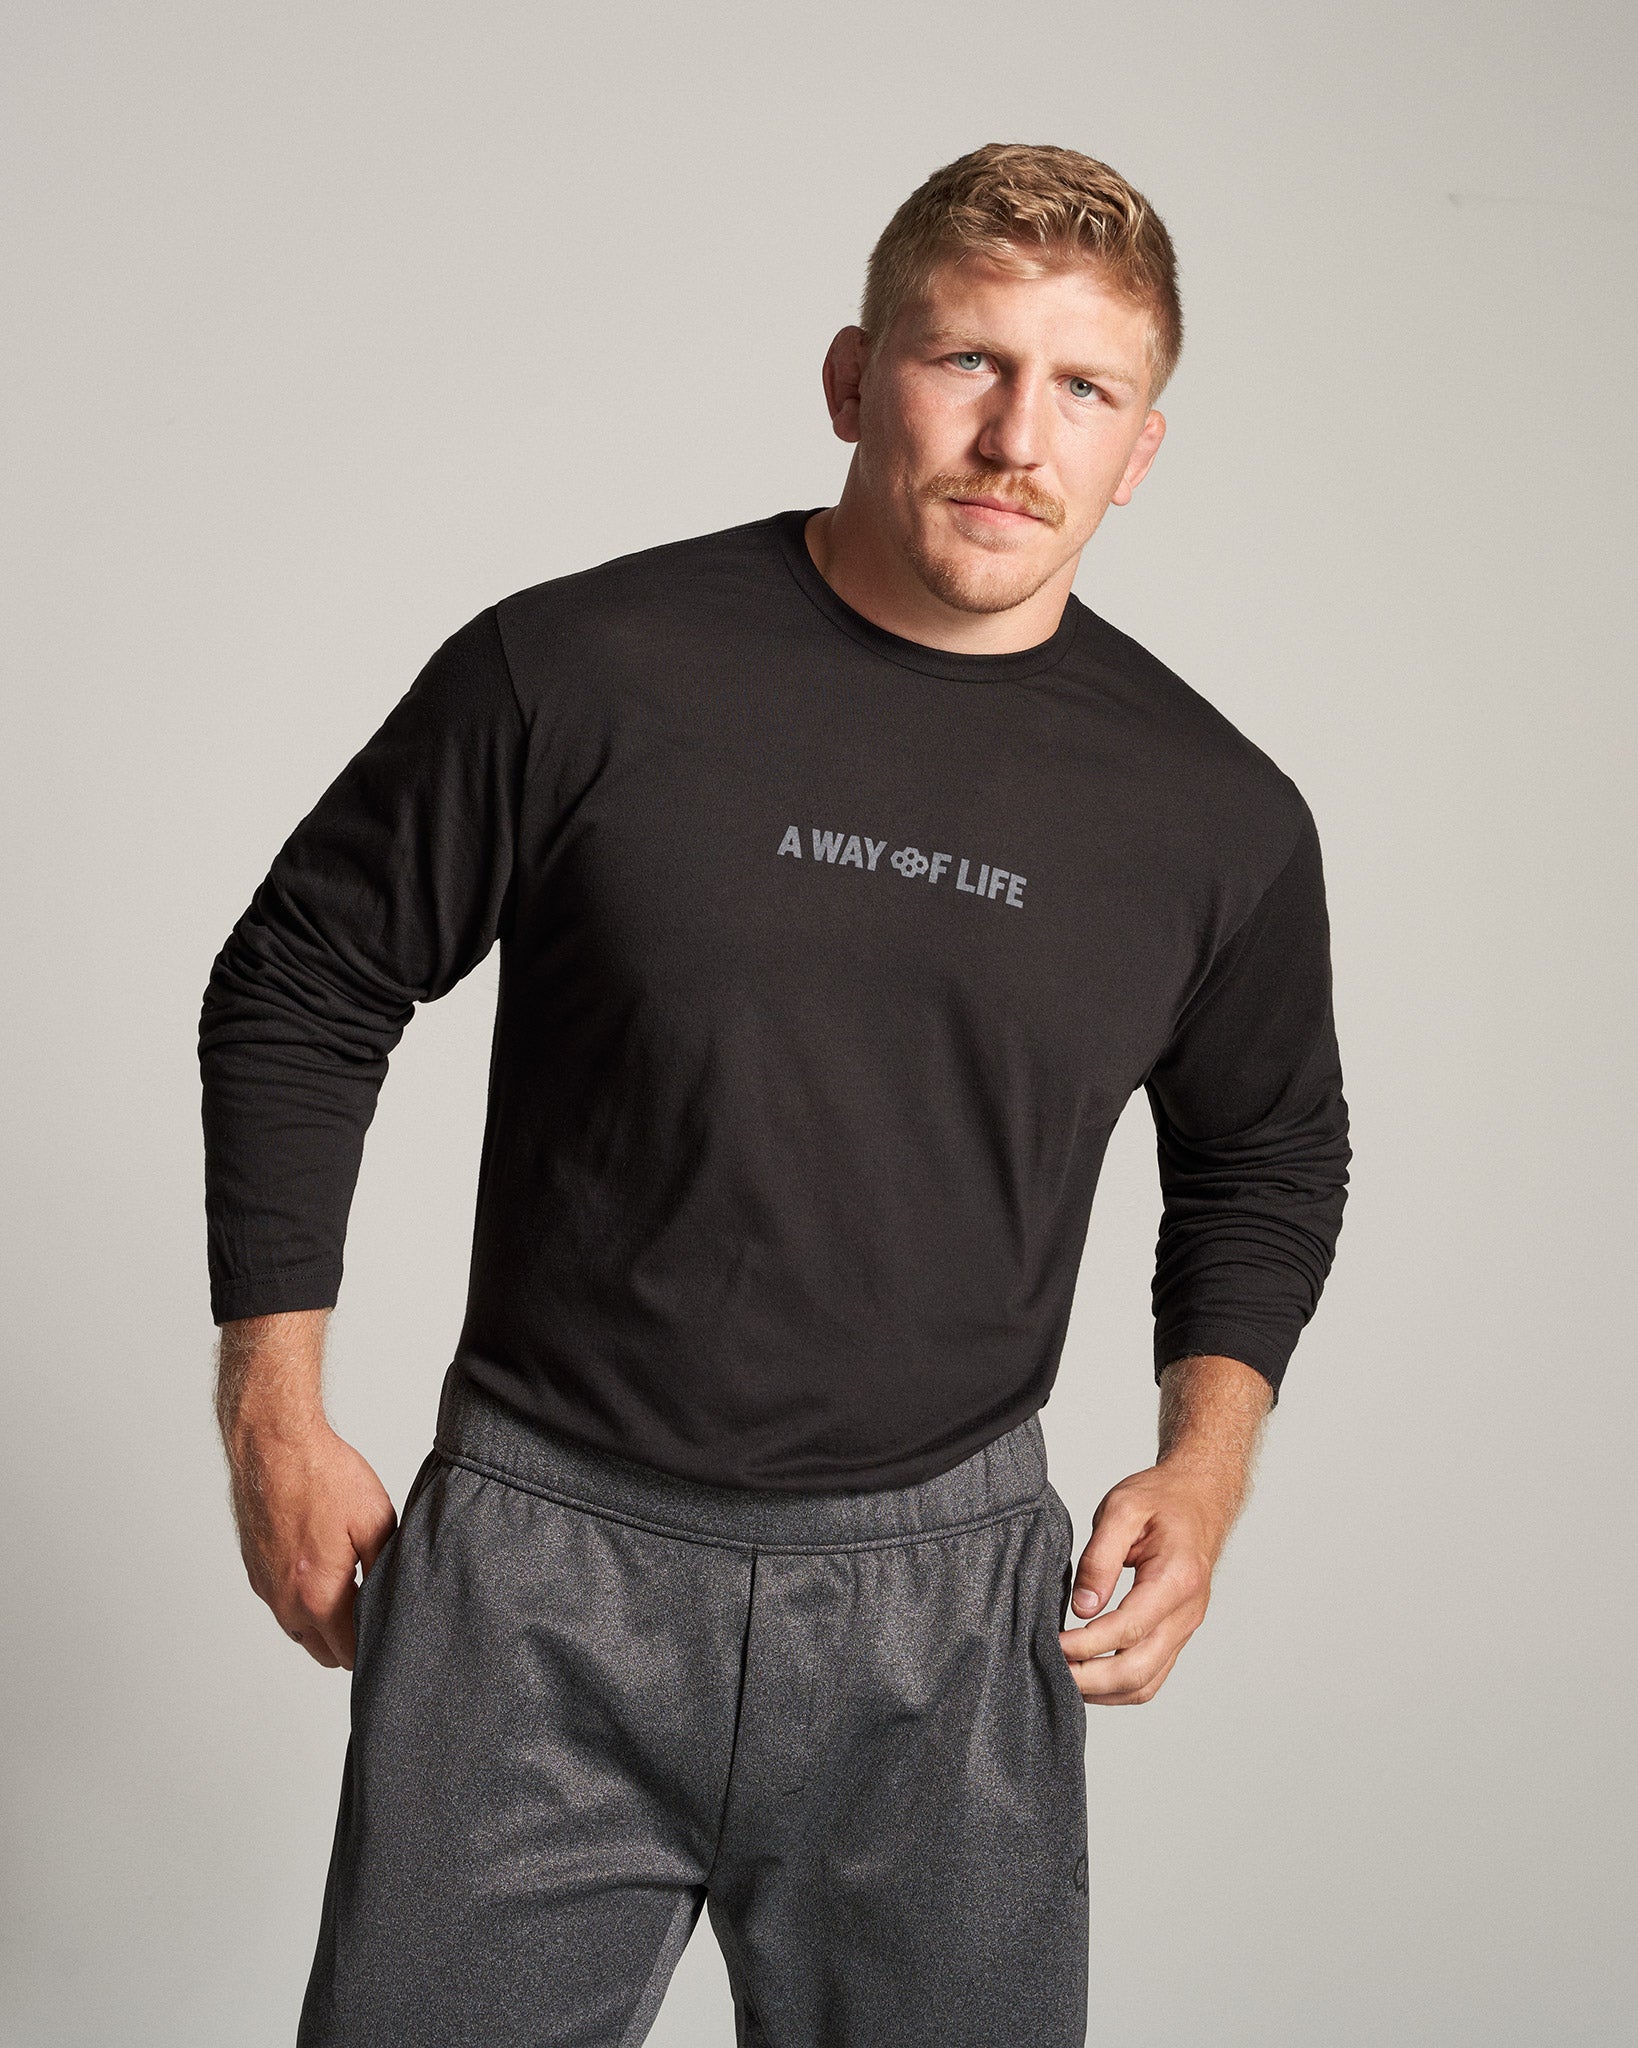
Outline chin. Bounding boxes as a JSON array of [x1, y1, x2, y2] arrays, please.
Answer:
[[905, 537, 1060, 617]]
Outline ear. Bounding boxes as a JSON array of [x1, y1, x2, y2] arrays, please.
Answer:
[[822, 326, 869, 445], [1111, 408, 1167, 506]]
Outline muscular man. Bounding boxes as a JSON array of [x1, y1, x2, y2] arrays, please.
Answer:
[[201, 142, 1349, 2047]]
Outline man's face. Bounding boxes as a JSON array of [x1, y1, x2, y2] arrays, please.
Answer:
[[835, 252, 1167, 615]]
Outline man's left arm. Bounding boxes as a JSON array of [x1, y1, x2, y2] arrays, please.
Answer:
[[1061, 799, 1350, 1704], [1059, 1351, 1271, 1703]]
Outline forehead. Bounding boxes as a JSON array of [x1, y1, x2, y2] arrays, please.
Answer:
[[896, 250, 1153, 371]]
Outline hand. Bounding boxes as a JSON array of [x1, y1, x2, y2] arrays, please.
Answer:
[[1056, 1460, 1230, 1706], [226, 1414, 396, 1670]]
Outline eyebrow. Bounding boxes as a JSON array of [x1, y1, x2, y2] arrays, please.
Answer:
[[918, 329, 1144, 395]]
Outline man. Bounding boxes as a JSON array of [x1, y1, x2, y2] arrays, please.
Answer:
[[201, 142, 1349, 2047]]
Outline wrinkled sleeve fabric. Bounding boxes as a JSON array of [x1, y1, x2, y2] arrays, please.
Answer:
[[198, 606, 525, 1324], [1143, 801, 1350, 1402]]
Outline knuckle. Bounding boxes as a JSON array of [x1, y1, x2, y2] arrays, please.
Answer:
[[288, 1557, 344, 1611], [278, 1581, 322, 1625]]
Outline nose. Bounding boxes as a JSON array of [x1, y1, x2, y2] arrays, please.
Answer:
[[974, 370, 1048, 471]]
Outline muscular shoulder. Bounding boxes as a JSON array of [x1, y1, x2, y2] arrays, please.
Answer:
[[491, 517, 788, 691], [1065, 598, 1314, 883]]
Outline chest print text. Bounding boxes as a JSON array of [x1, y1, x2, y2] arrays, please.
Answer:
[[775, 824, 1027, 910]]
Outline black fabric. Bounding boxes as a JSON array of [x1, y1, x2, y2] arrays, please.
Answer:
[[199, 509, 1350, 1490]]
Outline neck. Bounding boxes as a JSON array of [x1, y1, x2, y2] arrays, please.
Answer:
[[804, 477, 1078, 655]]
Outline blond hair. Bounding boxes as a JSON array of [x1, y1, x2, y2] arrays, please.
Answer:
[[860, 142, 1183, 400]]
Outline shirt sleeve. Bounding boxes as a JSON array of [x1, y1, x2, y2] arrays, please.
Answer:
[[197, 605, 525, 1324], [1142, 800, 1351, 1402]]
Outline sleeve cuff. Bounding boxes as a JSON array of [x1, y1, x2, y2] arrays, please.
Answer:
[[209, 1256, 342, 1325], [1153, 1324, 1292, 1405]]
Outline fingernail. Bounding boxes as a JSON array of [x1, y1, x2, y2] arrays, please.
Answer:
[[1073, 1590, 1101, 1614]]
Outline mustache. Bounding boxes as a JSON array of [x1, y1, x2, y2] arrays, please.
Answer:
[[921, 470, 1066, 529]]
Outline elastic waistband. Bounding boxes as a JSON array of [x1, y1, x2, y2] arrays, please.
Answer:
[[432, 1367, 1050, 1553]]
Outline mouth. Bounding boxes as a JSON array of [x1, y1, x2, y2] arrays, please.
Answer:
[[945, 494, 1046, 524], [920, 470, 1067, 531]]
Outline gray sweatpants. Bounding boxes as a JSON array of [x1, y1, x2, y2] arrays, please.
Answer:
[[297, 1368, 1090, 2047]]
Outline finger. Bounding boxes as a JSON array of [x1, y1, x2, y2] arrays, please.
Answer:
[[354, 1499, 398, 1581], [1072, 1627, 1174, 1699], [1061, 1570, 1190, 1662], [286, 1620, 342, 1669], [1087, 1640, 1184, 1707], [273, 1585, 348, 1666], [304, 1570, 361, 1672], [278, 1554, 360, 1671], [1069, 1499, 1146, 1618], [1064, 1607, 1186, 1700]]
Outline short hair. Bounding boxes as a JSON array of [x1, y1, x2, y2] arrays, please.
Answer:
[[860, 142, 1183, 401]]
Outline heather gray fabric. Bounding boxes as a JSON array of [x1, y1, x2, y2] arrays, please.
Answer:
[[297, 1366, 1090, 2047]]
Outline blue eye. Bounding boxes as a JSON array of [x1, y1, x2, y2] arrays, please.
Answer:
[[952, 351, 986, 370], [1068, 377, 1099, 400]]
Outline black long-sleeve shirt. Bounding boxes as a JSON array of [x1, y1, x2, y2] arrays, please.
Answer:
[[199, 510, 1350, 1490]]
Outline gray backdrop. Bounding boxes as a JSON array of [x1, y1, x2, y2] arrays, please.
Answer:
[[3, 3, 1632, 2043]]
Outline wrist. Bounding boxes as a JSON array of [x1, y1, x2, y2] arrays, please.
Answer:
[[1151, 1444, 1251, 1552], [222, 1384, 331, 1468], [215, 1310, 331, 1460]]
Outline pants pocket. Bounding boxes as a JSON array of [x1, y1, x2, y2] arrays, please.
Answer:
[[1037, 1486, 1086, 1717], [353, 1448, 440, 1665]]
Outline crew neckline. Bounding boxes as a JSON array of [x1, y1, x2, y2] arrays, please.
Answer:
[[771, 507, 1082, 683]]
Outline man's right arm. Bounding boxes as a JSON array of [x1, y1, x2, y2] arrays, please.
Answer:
[[216, 1308, 395, 1669], [199, 606, 526, 1662]]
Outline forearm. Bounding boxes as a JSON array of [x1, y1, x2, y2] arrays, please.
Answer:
[[1155, 1351, 1273, 1557], [213, 1306, 395, 1670], [215, 1307, 332, 1452], [216, 1308, 334, 1583]]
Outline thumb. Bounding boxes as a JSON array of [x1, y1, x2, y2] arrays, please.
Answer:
[[1070, 1499, 1139, 1617], [352, 1488, 398, 1583], [325, 1491, 398, 1673]]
